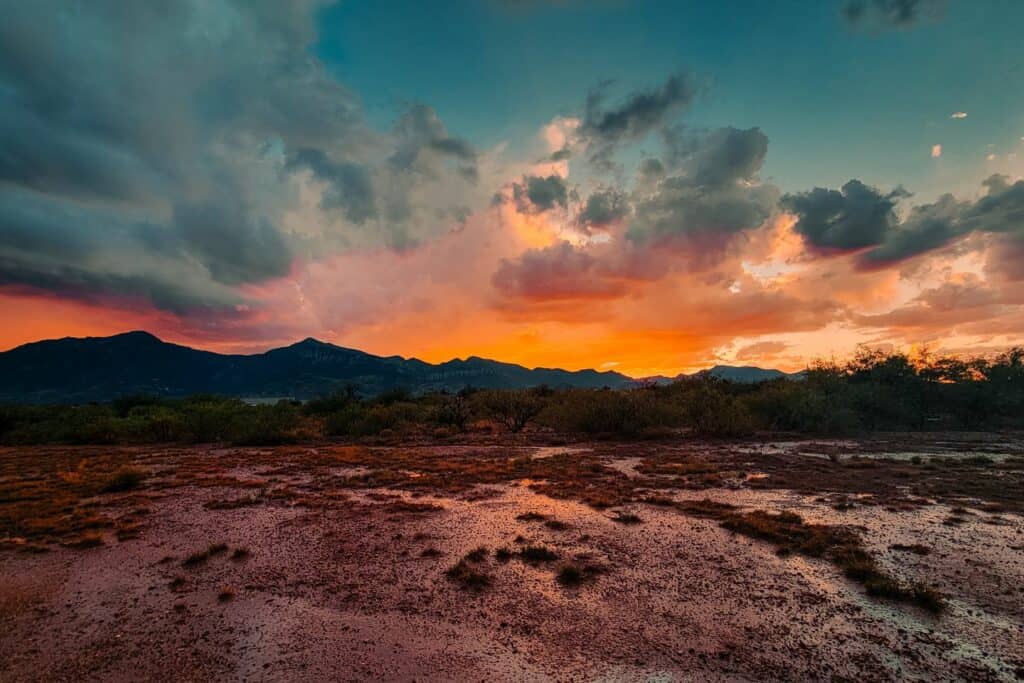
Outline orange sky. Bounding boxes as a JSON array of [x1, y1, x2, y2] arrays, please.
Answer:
[[4, 168, 1021, 377]]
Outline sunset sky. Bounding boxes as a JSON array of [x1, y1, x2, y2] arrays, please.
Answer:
[[3, 0, 1024, 376]]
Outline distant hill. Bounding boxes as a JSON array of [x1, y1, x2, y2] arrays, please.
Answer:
[[698, 365, 806, 383], [0, 331, 634, 403], [641, 364, 805, 385]]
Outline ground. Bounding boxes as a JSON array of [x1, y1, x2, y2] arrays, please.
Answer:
[[1, 433, 1023, 681]]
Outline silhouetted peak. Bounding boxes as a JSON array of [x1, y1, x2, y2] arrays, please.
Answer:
[[111, 330, 162, 343]]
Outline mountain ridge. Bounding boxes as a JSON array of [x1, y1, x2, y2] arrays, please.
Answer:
[[0, 331, 801, 403]]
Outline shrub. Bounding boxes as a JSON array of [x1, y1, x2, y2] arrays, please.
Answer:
[[476, 389, 545, 433], [100, 467, 146, 493], [539, 388, 683, 435]]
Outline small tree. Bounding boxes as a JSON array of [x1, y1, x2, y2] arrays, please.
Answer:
[[479, 389, 544, 433], [435, 391, 472, 432]]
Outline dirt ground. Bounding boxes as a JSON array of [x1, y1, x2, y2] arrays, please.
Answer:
[[1, 432, 1023, 681]]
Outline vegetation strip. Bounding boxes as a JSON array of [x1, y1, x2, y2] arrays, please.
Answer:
[[673, 499, 945, 613]]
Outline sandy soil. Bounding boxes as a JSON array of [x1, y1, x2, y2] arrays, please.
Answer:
[[1, 434, 1023, 681]]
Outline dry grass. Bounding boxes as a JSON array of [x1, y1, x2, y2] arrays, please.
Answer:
[[99, 467, 146, 493], [518, 545, 558, 563], [182, 543, 229, 568], [665, 498, 945, 613]]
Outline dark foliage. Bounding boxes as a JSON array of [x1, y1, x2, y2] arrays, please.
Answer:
[[0, 346, 1021, 443]]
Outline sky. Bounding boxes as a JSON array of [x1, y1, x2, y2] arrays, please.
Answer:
[[2, 0, 1024, 376]]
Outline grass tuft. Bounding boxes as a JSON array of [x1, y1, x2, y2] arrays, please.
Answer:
[[518, 545, 558, 563]]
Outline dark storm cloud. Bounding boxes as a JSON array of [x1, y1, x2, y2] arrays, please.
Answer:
[[842, 0, 945, 29], [0, 187, 244, 313], [0, 0, 478, 313], [513, 174, 570, 212], [784, 174, 1024, 268], [861, 175, 1024, 266], [578, 188, 630, 229], [579, 73, 699, 170], [389, 104, 479, 178], [679, 127, 769, 186], [627, 127, 777, 244], [549, 145, 573, 162], [287, 148, 378, 225], [781, 179, 908, 251]]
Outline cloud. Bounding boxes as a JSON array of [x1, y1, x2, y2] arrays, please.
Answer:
[[491, 241, 627, 301], [512, 174, 570, 212], [0, 0, 482, 311], [734, 340, 790, 361], [783, 173, 1024, 272], [577, 188, 630, 230], [781, 179, 909, 253], [950, 112, 968, 119], [579, 73, 699, 169], [860, 175, 1024, 266], [627, 127, 777, 247], [851, 274, 1017, 341], [841, 0, 945, 29], [931, 144, 942, 157], [287, 148, 377, 225]]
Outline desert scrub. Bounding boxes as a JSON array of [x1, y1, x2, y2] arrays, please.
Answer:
[[182, 542, 229, 567], [610, 512, 642, 525], [61, 532, 104, 549], [518, 545, 558, 563], [516, 511, 547, 521], [464, 546, 489, 562], [100, 466, 146, 493], [556, 564, 584, 586], [445, 560, 490, 589], [671, 499, 946, 613]]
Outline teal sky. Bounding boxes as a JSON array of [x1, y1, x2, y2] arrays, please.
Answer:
[[317, 0, 1024, 198]]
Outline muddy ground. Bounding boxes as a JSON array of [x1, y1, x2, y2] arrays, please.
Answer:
[[1, 432, 1023, 681]]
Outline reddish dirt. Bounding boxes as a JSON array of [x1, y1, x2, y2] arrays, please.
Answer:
[[1, 434, 1022, 681]]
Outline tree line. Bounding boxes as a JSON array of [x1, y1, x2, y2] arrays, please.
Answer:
[[1, 347, 1021, 445]]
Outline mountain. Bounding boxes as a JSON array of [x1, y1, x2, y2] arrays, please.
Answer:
[[699, 365, 806, 383], [640, 365, 805, 385], [0, 331, 633, 403]]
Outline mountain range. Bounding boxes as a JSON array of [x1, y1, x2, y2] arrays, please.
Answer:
[[0, 331, 800, 403]]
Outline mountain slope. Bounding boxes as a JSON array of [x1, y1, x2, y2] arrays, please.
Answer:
[[0, 332, 633, 403]]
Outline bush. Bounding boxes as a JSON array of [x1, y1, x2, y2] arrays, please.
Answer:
[[675, 380, 756, 437], [475, 389, 545, 433], [324, 401, 424, 437], [100, 466, 146, 493], [539, 388, 683, 435]]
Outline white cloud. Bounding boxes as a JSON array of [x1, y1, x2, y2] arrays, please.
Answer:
[[931, 144, 942, 158], [950, 112, 967, 119]]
